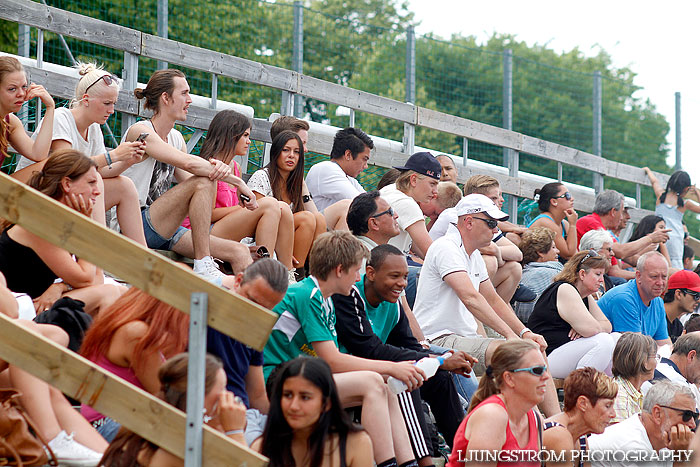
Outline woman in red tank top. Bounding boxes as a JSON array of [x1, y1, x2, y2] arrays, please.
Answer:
[[448, 340, 548, 467]]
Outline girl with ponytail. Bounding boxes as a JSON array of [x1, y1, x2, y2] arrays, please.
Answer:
[[0, 149, 124, 314], [447, 340, 546, 467], [644, 167, 700, 269], [527, 182, 579, 260]]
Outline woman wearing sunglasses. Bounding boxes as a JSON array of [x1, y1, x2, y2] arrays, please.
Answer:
[[527, 250, 615, 379], [542, 368, 617, 467], [528, 182, 578, 260], [15, 62, 148, 246], [447, 340, 547, 467]]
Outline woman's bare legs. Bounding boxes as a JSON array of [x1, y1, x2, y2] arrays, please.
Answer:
[[210, 197, 283, 258], [102, 176, 147, 246], [49, 386, 108, 452], [292, 211, 317, 267], [275, 202, 295, 270], [334, 371, 414, 465], [10, 158, 47, 184], [323, 199, 352, 231]]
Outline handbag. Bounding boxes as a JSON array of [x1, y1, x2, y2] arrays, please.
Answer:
[[0, 388, 58, 466]]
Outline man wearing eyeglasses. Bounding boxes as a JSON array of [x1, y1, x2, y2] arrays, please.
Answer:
[[664, 271, 700, 343], [588, 380, 695, 466], [412, 194, 561, 415]]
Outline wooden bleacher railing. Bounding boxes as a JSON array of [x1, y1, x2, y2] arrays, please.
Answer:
[[0, 172, 272, 466]]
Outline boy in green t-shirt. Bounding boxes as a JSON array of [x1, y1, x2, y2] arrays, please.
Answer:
[[263, 231, 423, 467]]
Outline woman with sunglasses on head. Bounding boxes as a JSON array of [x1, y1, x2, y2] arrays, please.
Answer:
[[447, 340, 547, 467], [248, 130, 326, 271], [542, 368, 617, 467], [180, 110, 295, 274], [527, 250, 615, 379], [99, 353, 248, 466], [0, 56, 55, 173], [610, 332, 658, 423], [645, 168, 700, 269], [253, 357, 373, 467], [527, 182, 578, 260], [14, 62, 148, 246]]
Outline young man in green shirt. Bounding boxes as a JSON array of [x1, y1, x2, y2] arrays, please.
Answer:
[[264, 231, 424, 467]]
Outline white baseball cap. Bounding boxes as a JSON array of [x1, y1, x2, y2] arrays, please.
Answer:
[[454, 194, 509, 221]]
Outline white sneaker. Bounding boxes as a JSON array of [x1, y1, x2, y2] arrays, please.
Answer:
[[288, 269, 297, 284], [48, 430, 102, 467], [193, 256, 226, 286]]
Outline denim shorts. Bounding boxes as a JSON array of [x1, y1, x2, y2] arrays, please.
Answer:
[[141, 206, 189, 251]]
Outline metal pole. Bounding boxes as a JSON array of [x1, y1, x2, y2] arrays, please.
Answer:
[[675, 91, 681, 171], [349, 109, 355, 128], [157, 0, 168, 70], [593, 71, 604, 193], [403, 26, 416, 155], [462, 138, 468, 167], [184, 293, 208, 467], [292, 1, 304, 117], [122, 52, 139, 136], [502, 49, 518, 217]]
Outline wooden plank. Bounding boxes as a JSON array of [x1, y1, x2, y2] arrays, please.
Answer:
[[0, 314, 267, 467], [298, 75, 417, 124], [0, 173, 277, 351], [417, 107, 521, 150], [141, 34, 297, 92], [1, 0, 141, 53]]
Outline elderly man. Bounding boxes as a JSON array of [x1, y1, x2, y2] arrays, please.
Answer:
[[646, 332, 700, 410], [588, 381, 695, 466], [598, 251, 671, 345]]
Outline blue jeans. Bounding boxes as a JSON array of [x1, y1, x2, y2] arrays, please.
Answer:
[[405, 262, 421, 309], [94, 417, 121, 442]]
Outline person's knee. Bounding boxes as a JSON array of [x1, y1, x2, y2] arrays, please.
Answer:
[[258, 197, 281, 219], [501, 261, 522, 281], [295, 211, 315, 230], [484, 340, 502, 365], [112, 175, 139, 196], [360, 371, 387, 401], [313, 212, 326, 229], [482, 254, 497, 276]]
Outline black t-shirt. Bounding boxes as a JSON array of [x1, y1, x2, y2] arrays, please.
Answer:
[[527, 281, 590, 355], [667, 317, 684, 344]]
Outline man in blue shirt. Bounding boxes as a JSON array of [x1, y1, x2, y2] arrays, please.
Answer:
[[598, 251, 671, 345]]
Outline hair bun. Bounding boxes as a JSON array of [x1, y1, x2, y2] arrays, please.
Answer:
[[76, 62, 98, 76], [133, 88, 145, 99]]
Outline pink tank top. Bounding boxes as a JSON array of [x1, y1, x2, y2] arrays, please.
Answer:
[[447, 395, 539, 467], [80, 354, 144, 422], [181, 161, 241, 229]]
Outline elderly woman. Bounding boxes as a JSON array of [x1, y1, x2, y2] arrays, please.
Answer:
[[579, 229, 616, 297], [610, 332, 658, 423], [447, 340, 546, 467], [542, 367, 617, 466], [527, 250, 615, 378], [514, 227, 563, 322]]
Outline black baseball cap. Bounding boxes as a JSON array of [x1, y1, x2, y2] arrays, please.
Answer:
[[393, 151, 442, 181]]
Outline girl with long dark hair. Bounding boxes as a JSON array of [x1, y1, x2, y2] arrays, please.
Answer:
[[527, 182, 578, 260], [254, 357, 373, 467], [644, 168, 700, 269], [627, 214, 672, 267], [248, 130, 326, 269]]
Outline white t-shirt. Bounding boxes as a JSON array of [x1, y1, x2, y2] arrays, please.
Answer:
[[305, 160, 364, 211], [121, 121, 186, 207], [247, 168, 273, 198], [588, 414, 672, 467], [412, 230, 488, 340], [428, 207, 458, 240], [18, 107, 106, 170], [380, 184, 425, 256], [640, 361, 700, 411]]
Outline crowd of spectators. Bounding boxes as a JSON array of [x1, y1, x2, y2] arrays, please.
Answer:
[[3, 57, 700, 466]]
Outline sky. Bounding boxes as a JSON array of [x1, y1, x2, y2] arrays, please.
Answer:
[[405, 0, 698, 179]]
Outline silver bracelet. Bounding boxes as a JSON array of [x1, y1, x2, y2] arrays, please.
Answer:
[[519, 327, 531, 338]]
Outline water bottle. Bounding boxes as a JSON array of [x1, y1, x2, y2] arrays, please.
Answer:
[[387, 352, 452, 394]]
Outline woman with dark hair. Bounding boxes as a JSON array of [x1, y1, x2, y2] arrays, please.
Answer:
[[447, 340, 546, 467], [645, 168, 700, 269], [248, 130, 327, 269], [80, 288, 189, 442], [253, 357, 373, 467], [542, 368, 617, 466], [610, 332, 657, 423], [0, 149, 124, 314], [527, 182, 578, 260], [527, 250, 615, 378], [627, 214, 672, 266], [99, 353, 247, 466], [180, 110, 294, 272]]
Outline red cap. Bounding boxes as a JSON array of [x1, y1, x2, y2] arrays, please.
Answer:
[[668, 270, 700, 293]]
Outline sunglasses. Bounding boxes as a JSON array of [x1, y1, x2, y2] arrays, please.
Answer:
[[472, 216, 499, 229], [85, 74, 118, 94], [510, 365, 548, 376], [684, 290, 700, 301], [659, 405, 699, 423], [370, 207, 395, 218], [554, 192, 572, 200]]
